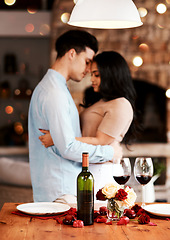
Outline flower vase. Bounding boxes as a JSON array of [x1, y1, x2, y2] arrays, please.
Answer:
[[107, 199, 125, 221]]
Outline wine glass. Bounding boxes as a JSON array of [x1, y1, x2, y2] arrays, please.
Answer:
[[134, 157, 153, 208], [113, 158, 131, 187]]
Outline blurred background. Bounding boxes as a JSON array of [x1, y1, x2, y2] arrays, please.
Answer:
[[0, 0, 170, 207]]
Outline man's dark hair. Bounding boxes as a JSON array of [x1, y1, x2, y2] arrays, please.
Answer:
[[55, 30, 98, 58]]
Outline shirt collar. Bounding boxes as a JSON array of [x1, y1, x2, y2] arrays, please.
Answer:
[[48, 69, 67, 86]]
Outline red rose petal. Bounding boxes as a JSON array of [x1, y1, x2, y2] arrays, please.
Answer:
[[73, 220, 84, 228], [117, 216, 130, 225], [95, 216, 107, 223], [105, 221, 112, 225]]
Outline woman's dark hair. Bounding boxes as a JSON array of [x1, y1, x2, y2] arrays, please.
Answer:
[[94, 51, 135, 103], [80, 86, 102, 108], [82, 51, 140, 145], [55, 30, 98, 58]]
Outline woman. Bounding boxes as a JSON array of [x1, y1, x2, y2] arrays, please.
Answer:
[[39, 51, 138, 195]]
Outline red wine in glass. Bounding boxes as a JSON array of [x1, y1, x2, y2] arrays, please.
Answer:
[[136, 175, 152, 185], [113, 158, 131, 186], [114, 175, 130, 185]]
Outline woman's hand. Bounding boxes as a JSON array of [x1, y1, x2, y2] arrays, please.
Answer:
[[39, 129, 54, 148]]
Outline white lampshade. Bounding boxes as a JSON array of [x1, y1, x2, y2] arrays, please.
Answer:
[[68, 0, 143, 29]]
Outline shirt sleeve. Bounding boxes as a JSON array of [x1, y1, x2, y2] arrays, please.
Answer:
[[98, 98, 133, 142], [42, 88, 114, 163]]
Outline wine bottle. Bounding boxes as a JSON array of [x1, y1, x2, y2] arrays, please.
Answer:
[[77, 152, 94, 226]]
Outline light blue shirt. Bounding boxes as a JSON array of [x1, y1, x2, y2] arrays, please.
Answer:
[[28, 69, 114, 202]]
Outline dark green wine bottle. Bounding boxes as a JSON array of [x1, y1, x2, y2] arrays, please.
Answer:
[[77, 152, 94, 226]]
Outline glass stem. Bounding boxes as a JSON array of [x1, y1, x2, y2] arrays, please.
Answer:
[[141, 185, 145, 208]]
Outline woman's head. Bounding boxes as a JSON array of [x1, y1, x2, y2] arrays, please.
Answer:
[[91, 51, 136, 103]]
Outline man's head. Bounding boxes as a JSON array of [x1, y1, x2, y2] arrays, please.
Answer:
[[55, 30, 98, 58], [55, 30, 98, 82]]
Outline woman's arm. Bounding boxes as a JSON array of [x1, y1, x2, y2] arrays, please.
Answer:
[[39, 129, 122, 161], [39, 129, 115, 147], [76, 130, 115, 145]]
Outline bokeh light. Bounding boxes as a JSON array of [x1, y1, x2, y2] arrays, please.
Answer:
[[26, 89, 32, 96], [165, 89, 170, 98], [39, 24, 50, 36], [157, 23, 164, 29], [25, 23, 34, 33], [27, 8, 37, 14], [4, 0, 16, 6], [138, 7, 148, 17], [139, 43, 149, 51], [132, 35, 139, 40], [14, 89, 21, 96], [5, 105, 14, 114], [156, 3, 167, 14], [132, 56, 143, 67], [14, 122, 24, 135], [61, 13, 70, 23]]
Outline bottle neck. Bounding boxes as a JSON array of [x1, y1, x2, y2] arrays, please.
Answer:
[[82, 166, 88, 172], [82, 152, 89, 170]]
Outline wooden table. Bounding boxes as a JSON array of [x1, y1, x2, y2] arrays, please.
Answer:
[[0, 203, 170, 240]]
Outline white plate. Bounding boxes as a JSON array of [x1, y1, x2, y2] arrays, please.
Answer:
[[16, 202, 70, 215], [143, 203, 170, 217]]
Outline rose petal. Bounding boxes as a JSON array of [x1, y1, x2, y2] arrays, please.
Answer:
[[73, 220, 84, 228], [105, 221, 112, 225], [95, 217, 107, 223], [56, 217, 63, 224], [117, 216, 130, 225], [149, 222, 157, 226]]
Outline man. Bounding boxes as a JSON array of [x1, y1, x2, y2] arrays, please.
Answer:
[[28, 30, 122, 202]]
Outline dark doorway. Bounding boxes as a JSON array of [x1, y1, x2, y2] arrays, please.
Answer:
[[133, 79, 167, 143]]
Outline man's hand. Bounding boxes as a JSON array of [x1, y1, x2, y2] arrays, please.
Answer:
[[110, 141, 123, 162]]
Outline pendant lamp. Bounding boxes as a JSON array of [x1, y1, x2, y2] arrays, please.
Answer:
[[68, 0, 143, 29]]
